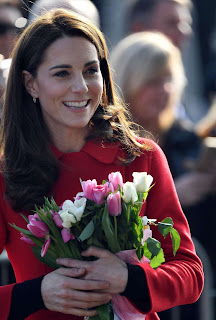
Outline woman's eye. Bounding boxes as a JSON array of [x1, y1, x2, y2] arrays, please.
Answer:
[[85, 67, 98, 75], [54, 70, 69, 77]]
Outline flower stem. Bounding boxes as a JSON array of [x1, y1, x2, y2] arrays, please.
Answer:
[[114, 216, 117, 240], [126, 204, 130, 224]]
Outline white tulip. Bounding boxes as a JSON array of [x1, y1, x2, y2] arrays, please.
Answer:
[[62, 200, 74, 211], [60, 209, 76, 228], [73, 197, 87, 221], [122, 182, 138, 204], [132, 172, 153, 193], [60, 198, 87, 227]]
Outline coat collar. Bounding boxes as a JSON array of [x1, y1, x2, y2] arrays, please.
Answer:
[[50, 140, 120, 164]]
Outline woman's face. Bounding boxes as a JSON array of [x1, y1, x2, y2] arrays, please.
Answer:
[[27, 36, 103, 141], [128, 71, 173, 127]]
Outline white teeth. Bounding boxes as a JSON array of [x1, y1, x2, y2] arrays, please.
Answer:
[[64, 100, 88, 107]]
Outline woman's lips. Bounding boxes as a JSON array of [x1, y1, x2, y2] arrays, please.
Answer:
[[63, 100, 89, 109]]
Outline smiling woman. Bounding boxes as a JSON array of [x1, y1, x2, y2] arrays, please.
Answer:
[[23, 36, 104, 152], [0, 8, 203, 320]]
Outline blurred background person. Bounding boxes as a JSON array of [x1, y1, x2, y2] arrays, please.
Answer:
[[126, 0, 207, 125], [27, 0, 100, 27], [110, 31, 197, 178], [0, 56, 10, 109], [0, 0, 26, 113], [127, 0, 192, 51], [0, 0, 26, 59], [110, 33, 216, 312]]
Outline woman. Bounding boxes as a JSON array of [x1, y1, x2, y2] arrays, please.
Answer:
[[0, 10, 203, 320]]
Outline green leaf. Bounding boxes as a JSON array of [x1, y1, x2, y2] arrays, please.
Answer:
[[20, 213, 29, 223], [143, 241, 152, 260], [9, 223, 33, 236], [102, 204, 121, 254], [161, 217, 174, 226], [146, 237, 161, 257], [170, 228, 181, 255], [150, 248, 165, 269], [31, 246, 59, 269], [68, 240, 83, 260], [79, 220, 94, 241], [96, 303, 113, 320], [136, 246, 144, 261], [158, 222, 173, 238]]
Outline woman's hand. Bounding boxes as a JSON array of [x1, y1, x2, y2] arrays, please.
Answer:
[[41, 265, 112, 317], [57, 246, 128, 295]]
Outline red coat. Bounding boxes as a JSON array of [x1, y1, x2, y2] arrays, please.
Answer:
[[0, 139, 204, 320]]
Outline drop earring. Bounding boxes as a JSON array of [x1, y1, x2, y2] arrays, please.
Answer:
[[33, 97, 36, 103]]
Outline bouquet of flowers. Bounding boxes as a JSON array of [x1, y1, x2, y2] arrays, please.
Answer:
[[11, 171, 180, 320]]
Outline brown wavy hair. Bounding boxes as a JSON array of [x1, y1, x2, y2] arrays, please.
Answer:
[[0, 9, 150, 211]]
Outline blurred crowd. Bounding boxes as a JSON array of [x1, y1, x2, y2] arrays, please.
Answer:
[[0, 0, 216, 318]]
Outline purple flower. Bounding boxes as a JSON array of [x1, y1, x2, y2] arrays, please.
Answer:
[[107, 191, 122, 216], [61, 228, 75, 243], [108, 172, 124, 192], [52, 212, 63, 228], [82, 179, 97, 201], [41, 236, 51, 257], [20, 233, 36, 246], [92, 182, 110, 205], [27, 214, 49, 238]]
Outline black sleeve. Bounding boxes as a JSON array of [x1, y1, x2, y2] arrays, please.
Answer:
[[8, 276, 46, 320], [120, 263, 151, 312]]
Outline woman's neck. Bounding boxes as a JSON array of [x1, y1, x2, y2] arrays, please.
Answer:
[[50, 128, 88, 153]]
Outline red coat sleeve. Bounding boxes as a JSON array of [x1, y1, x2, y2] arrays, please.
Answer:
[[132, 140, 204, 313], [0, 196, 16, 320]]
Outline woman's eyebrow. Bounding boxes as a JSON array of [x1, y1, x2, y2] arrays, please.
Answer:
[[49, 60, 99, 71], [85, 60, 99, 67], [49, 64, 72, 70]]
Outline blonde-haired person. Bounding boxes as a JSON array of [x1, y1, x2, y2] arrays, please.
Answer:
[[110, 31, 185, 142], [0, 10, 203, 320], [110, 31, 216, 205]]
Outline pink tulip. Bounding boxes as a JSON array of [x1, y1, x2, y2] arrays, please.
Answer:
[[53, 212, 63, 228], [107, 191, 122, 216], [20, 233, 36, 246], [61, 228, 75, 243], [82, 179, 97, 201], [108, 172, 124, 192], [93, 183, 110, 205], [41, 236, 51, 257], [27, 214, 49, 238]]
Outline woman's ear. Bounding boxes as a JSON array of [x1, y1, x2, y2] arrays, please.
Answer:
[[22, 70, 38, 99]]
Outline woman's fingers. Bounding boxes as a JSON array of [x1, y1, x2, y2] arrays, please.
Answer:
[[56, 247, 128, 294], [56, 266, 86, 278], [55, 291, 111, 308], [56, 246, 112, 268], [63, 277, 110, 291], [41, 269, 112, 315]]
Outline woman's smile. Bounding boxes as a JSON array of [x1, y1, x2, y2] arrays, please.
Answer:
[[63, 99, 90, 110]]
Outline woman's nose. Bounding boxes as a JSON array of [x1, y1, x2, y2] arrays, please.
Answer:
[[70, 73, 88, 94]]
